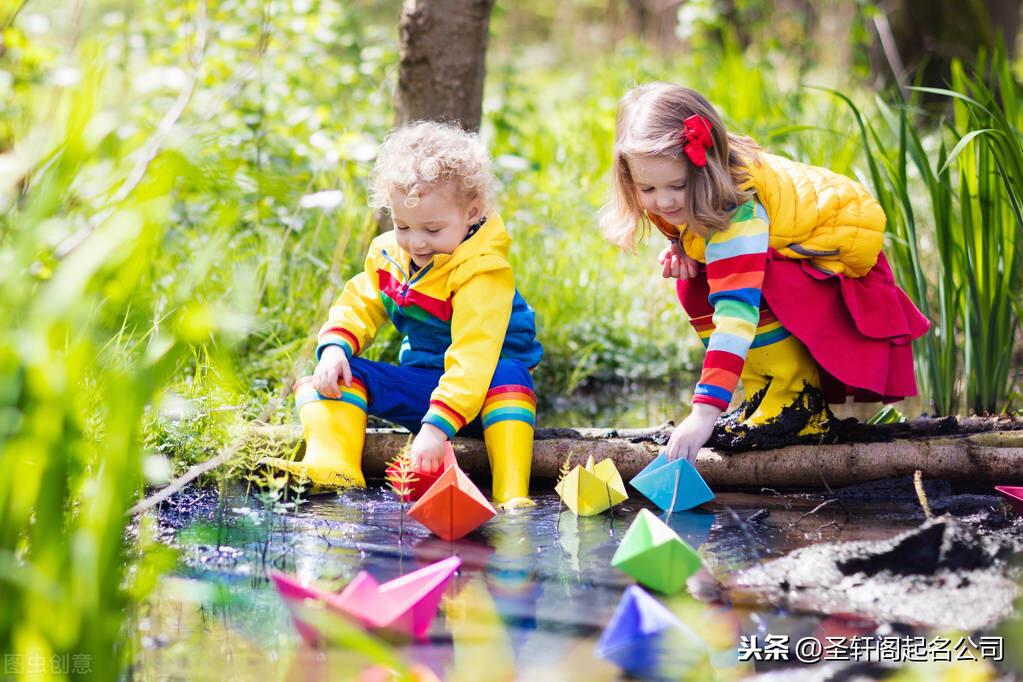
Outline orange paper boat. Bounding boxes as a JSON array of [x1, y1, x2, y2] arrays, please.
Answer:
[[272, 555, 462, 643], [408, 465, 497, 540], [386, 444, 458, 502]]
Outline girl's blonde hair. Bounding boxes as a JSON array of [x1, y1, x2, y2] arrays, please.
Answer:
[[600, 82, 762, 251], [370, 120, 496, 215]]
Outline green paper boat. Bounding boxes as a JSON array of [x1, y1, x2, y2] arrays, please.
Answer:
[[611, 509, 702, 594]]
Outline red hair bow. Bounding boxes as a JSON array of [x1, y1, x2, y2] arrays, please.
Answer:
[[681, 115, 713, 167]]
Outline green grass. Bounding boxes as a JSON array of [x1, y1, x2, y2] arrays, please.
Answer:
[[833, 49, 1022, 415], [0, 37, 244, 677]]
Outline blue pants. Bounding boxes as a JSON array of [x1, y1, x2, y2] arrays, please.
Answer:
[[348, 357, 534, 438]]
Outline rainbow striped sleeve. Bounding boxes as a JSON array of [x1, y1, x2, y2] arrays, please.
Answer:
[[422, 400, 468, 439], [315, 268, 389, 362], [692, 200, 770, 411]]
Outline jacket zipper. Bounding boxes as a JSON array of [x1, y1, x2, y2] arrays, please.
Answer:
[[381, 249, 434, 301]]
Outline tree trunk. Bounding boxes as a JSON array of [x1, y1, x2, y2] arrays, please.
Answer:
[[625, 0, 682, 51], [394, 0, 496, 132]]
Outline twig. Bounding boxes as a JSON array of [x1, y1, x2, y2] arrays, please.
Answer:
[[664, 466, 682, 524], [817, 467, 850, 522], [790, 498, 837, 528], [914, 469, 932, 519], [128, 441, 237, 515], [760, 487, 793, 510]]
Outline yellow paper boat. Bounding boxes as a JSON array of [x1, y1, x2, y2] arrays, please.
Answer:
[[555, 455, 628, 516]]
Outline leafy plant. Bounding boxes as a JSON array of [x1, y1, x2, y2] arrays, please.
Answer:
[[384, 439, 418, 543], [936, 54, 1023, 414], [0, 12, 246, 676], [827, 48, 1023, 416]]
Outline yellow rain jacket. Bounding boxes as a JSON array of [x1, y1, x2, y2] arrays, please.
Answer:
[[655, 153, 886, 278], [316, 214, 542, 437]]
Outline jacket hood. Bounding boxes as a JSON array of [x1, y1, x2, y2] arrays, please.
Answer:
[[375, 213, 512, 286]]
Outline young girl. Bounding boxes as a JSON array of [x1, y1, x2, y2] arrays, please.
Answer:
[[261, 121, 542, 508], [602, 83, 929, 463]]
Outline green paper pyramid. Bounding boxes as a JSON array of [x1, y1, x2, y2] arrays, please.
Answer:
[[611, 509, 702, 594]]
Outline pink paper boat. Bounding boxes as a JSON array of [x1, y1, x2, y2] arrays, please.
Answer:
[[271, 573, 324, 646], [271, 555, 461, 643], [995, 486, 1023, 515]]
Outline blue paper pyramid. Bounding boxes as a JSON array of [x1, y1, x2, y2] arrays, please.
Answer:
[[595, 586, 679, 674], [597, 584, 712, 674], [630, 451, 715, 512]]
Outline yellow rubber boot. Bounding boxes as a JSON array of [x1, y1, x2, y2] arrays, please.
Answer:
[[734, 360, 769, 422], [259, 379, 367, 492], [742, 333, 828, 437], [484, 420, 535, 508], [481, 387, 536, 509]]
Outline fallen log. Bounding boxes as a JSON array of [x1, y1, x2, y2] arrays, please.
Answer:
[[240, 424, 1023, 488]]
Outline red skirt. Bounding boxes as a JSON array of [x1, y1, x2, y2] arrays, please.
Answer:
[[676, 250, 930, 403]]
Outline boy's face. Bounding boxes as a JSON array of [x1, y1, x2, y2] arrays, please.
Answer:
[[390, 184, 480, 269], [628, 154, 690, 226]]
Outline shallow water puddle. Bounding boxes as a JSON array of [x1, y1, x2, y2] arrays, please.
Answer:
[[133, 481, 1019, 680]]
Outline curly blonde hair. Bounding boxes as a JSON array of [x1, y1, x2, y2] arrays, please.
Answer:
[[370, 121, 497, 214], [600, 82, 763, 251]]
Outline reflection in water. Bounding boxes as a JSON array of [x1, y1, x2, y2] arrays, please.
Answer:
[[557, 510, 619, 575], [663, 509, 716, 549], [484, 510, 540, 644], [136, 483, 937, 680], [445, 577, 515, 682], [413, 536, 495, 574]]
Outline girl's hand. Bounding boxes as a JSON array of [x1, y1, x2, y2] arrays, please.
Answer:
[[658, 241, 699, 280], [665, 403, 722, 464], [312, 345, 352, 398], [411, 424, 448, 474]]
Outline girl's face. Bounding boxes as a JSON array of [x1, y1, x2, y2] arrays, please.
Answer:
[[390, 184, 481, 268], [628, 154, 690, 225]]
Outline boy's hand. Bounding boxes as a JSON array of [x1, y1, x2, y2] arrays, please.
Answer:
[[665, 403, 722, 464], [411, 424, 449, 474], [658, 240, 699, 280], [313, 345, 352, 398]]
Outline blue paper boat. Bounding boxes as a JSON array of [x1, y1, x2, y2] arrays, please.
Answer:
[[630, 451, 715, 512], [595, 585, 700, 675]]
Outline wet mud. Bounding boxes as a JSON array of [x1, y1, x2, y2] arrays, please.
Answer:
[[710, 383, 835, 451], [723, 506, 1023, 630], [614, 408, 1023, 454]]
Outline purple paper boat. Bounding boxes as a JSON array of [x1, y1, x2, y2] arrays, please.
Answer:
[[596, 585, 697, 675], [272, 555, 461, 644]]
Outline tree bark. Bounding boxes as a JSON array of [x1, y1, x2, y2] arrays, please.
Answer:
[[240, 424, 1023, 488], [394, 0, 496, 132], [625, 0, 682, 51]]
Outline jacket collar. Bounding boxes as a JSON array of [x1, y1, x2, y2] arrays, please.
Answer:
[[381, 213, 511, 284]]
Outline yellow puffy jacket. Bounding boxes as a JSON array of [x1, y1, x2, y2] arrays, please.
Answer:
[[316, 214, 542, 437], [657, 153, 886, 278]]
